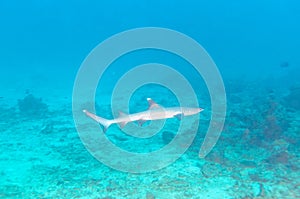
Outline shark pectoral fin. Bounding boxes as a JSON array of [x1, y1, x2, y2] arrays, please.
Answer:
[[147, 98, 163, 109], [137, 119, 146, 127], [174, 113, 184, 120], [119, 121, 128, 129], [102, 126, 108, 133]]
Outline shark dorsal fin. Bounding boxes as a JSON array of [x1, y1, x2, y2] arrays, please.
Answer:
[[147, 98, 162, 109], [118, 111, 128, 128], [118, 111, 127, 117]]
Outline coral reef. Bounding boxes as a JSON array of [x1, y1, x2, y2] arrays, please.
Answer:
[[1, 79, 300, 199], [162, 131, 175, 144], [17, 94, 48, 119], [284, 86, 300, 110], [231, 91, 289, 142]]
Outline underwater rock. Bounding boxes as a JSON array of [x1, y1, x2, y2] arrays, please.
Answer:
[[240, 160, 257, 168], [263, 115, 283, 141], [40, 122, 54, 134], [271, 139, 289, 153], [17, 94, 48, 118], [249, 173, 268, 183], [236, 92, 290, 143], [0, 107, 16, 124], [267, 151, 289, 165], [0, 184, 22, 197], [259, 98, 289, 141], [186, 166, 201, 174], [146, 192, 155, 199], [205, 150, 225, 164], [284, 86, 300, 110], [201, 162, 223, 178], [162, 131, 175, 144]]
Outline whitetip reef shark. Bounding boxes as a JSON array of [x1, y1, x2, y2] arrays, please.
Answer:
[[83, 98, 203, 132]]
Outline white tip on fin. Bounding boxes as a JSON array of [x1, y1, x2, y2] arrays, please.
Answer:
[[83, 109, 112, 133], [147, 98, 162, 109]]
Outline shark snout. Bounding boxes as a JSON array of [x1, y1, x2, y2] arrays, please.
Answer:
[[193, 107, 204, 114], [181, 107, 204, 116]]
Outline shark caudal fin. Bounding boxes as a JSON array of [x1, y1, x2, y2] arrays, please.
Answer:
[[83, 110, 113, 132]]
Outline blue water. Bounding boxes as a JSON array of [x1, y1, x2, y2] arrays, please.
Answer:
[[1, 1, 300, 198]]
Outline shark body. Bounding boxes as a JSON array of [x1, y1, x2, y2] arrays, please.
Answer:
[[83, 98, 203, 132]]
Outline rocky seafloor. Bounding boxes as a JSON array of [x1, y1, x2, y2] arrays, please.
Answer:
[[0, 79, 299, 199]]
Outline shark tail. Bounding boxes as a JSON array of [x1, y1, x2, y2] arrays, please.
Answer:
[[83, 110, 113, 132]]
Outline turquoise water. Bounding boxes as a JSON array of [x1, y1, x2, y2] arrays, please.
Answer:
[[1, 1, 300, 198]]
